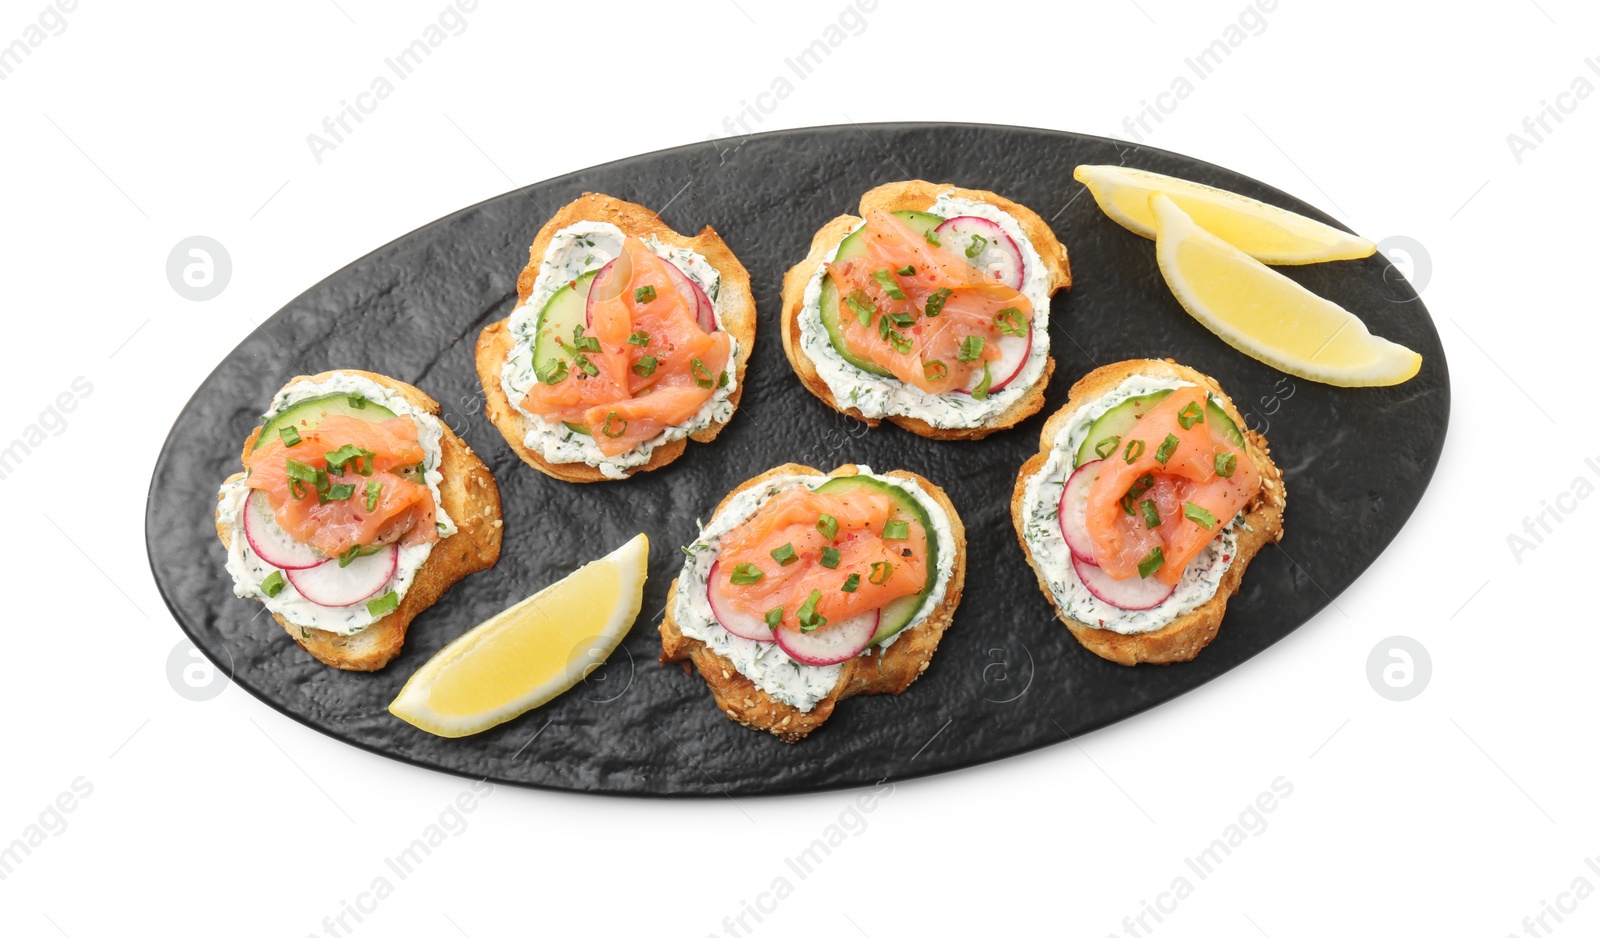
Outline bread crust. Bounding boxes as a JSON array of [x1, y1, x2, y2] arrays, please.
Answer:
[[659, 463, 967, 742], [475, 192, 756, 483], [216, 370, 503, 671], [779, 180, 1072, 441], [1010, 359, 1286, 666]]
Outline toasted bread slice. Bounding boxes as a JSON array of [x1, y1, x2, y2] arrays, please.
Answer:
[[216, 370, 503, 671], [475, 192, 756, 483], [780, 180, 1072, 441], [1011, 359, 1286, 665], [660, 463, 967, 742]]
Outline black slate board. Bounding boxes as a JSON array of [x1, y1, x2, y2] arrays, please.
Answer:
[[146, 123, 1448, 796]]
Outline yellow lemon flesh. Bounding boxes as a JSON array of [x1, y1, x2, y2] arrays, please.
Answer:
[[1150, 194, 1421, 387], [389, 533, 649, 738], [1074, 164, 1376, 265]]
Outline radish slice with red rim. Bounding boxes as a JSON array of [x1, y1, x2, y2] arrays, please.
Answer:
[[934, 215, 1025, 289], [705, 560, 776, 643], [243, 490, 325, 570], [1071, 554, 1175, 611], [960, 330, 1031, 394], [584, 255, 629, 328], [774, 610, 880, 666], [286, 545, 398, 608], [588, 253, 716, 334], [659, 257, 717, 333], [1058, 460, 1101, 564]]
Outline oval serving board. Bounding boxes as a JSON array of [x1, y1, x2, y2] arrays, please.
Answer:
[[147, 123, 1448, 796]]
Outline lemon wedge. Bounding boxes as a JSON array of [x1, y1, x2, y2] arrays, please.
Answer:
[[389, 534, 649, 738], [1150, 194, 1421, 387], [1074, 165, 1376, 265]]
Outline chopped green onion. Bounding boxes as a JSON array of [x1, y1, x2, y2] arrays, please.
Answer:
[[820, 547, 840, 569], [888, 311, 915, 327], [1137, 547, 1164, 579], [923, 360, 949, 382], [1215, 453, 1237, 478], [1154, 433, 1180, 466], [633, 284, 657, 304], [896, 264, 915, 275], [965, 233, 988, 258], [601, 412, 627, 439], [573, 353, 599, 377], [971, 362, 993, 401], [320, 482, 356, 504], [846, 289, 876, 326], [869, 561, 894, 585], [325, 444, 372, 476], [627, 330, 652, 346], [365, 481, 382, 511], [923, 227, 941, 246], [1184, 501, 1219, 530], [841, 573, 861, 593], [537, 357, 569, 385], [366, 590, 400, 618], [1140, 499, 1161, 529], [278, 426, 301, 447], [957, 335, 985, 362], [346, 393, 367, 409], [1094, 435, 1121, 460], [690, 358, 714, 389], [1120, 473, 1155, 515], [571, 325, 601, 354], [765, 607, 784, 630], [338, 544, 372, 568], [877, 313, 891, 340], [285, 459, 326, 500], [924, 287, 952, 317], [730, 563, 764, 585], [882, 519, 909, 540], [718, 370, 729, 389], [1176, 401, 1205, 429], [771, 543, 798, 566], [872, 268, 907, 300], [261, 570, 286, 598], [1123, 439, 1145, 463], [797, 589, 826, 632], [887, 329, 913, 355], [994, 307, 1028, 337], [631, 355, 659, 378], [816, 513, 839, 541]]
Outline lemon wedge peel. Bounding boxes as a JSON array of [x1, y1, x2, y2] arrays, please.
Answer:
[[1074, 164, 1377, 265], [1149, 194, 1422, 388], [389, 533, 649, 738]]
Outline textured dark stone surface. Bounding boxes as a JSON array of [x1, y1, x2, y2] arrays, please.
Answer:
[[146, 123, 1449, 797]]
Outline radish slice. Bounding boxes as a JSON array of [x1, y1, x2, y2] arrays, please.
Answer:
[[659, 258, 717, 333], [1058, 460, 1101, 564], [961, 330, 1032, 394], [705, 561, 776, 643], [588, 255, 717, 333], [935, 216, 1024, 289], [286, 545, 398, 608], [584, 255, 628, 328], [774, 610, 879, 666], [243, 490, 325, 570], [1072, 554, 1175, 611]]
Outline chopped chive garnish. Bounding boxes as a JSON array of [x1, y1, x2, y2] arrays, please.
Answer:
[[887, 329, 913, 355], [1119, 474, 1156, 516], [261, 570, 286, 598], [627, 330, 652, 346], [965, 233, 988, 258], [1137, 547, 1164, 579], [957, 335, 985, 362], [1153, 433, 1180, 466], [366, 590, 400, 617], [279, 425, 302, 447], [1184, 501, 1219, 530], [771, 543, 798, 566], [537, 357, 568, 385], [994, 307, 1028, 337], [1176, 401, 1205, 429], [765, 607, 784, 631], [325, 444, 372, 476], [601, 412, 627, 439], [319, 482, 356, 505], [1123, 439, 1145, 463], [631, 355, 659, 377], [816, 513, 839, 541], [924, 287, 952, 317], [846, 289, 876, 326], [571, 325, 601, 353], [797, 589, 826, 632], [923, 227, 941, 246], [633, 284, 657, 304], [842, 573, 861, 593], [718, 370, 729, 388], [883, 520, 909, 540], [573, 353, 599, 377], [338, 545, 370, 567], [690, 358, 714, 389], [1215, 453, 1237, 478], [730, 563, 764, 585], [820, 546, 841, 569], [1140, 499, 1161, 529], [924, 360, 949, 382], [896, 264, 915, 276], [971, 362, 993, 401], [872, 268, 907, 300], [346, 393, 367, 409], [365, 480, 382, 511], [1094, 436, 1121, 460], [888, 311, 915, 327], [869, 561, 894, 585], [877, 313, 891, 340]]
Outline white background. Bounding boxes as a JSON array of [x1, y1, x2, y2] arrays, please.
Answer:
[[0, 1, 1592, 935]]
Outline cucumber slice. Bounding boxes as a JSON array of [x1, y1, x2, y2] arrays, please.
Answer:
[[1073, 389, 1245, 467], [817, 210, 945, 377], [256, 393, 397, 450], [813, 474, 940, 646], [531, 270, 599, 377]]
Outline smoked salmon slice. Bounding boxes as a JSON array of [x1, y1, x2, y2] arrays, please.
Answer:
[[244, 414, 438, 558], [826, 210, 1032, 393], [521, 237, 730, 456], [1084, 387, 1259, 584]]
